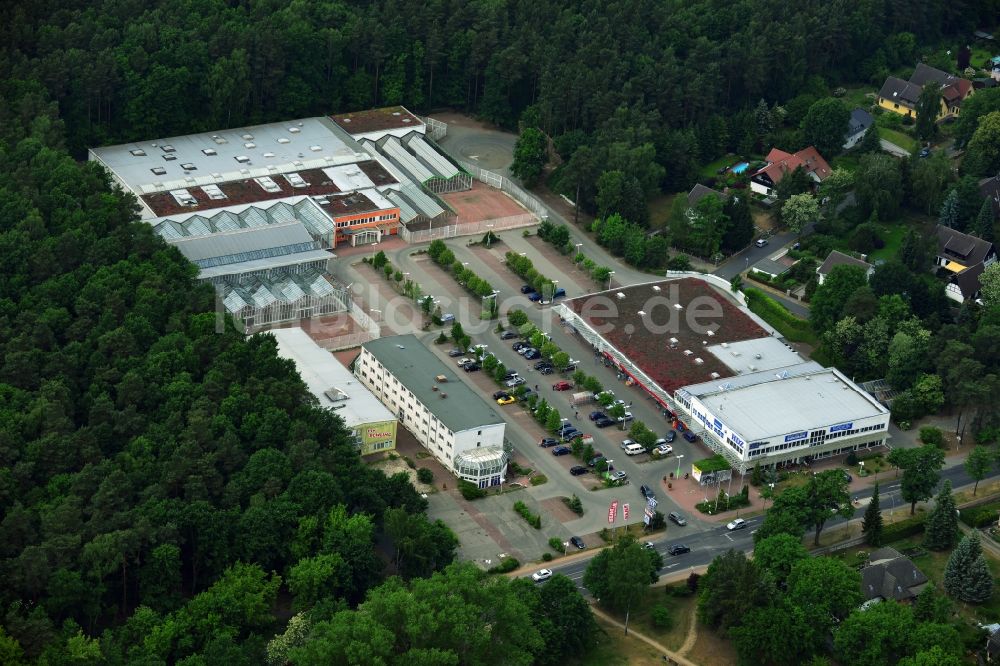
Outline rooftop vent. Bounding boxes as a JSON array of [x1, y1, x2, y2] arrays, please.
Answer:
[[674, 303, 683, 310], [184, 176, 195, 184], [721, 342, 729, 348], [239, 168, 250, 176], [150, 167, 166, 175], [616, 292, 626, 299], [402, 118, 411, 123], [202, 148, 217, 156], [181, 163, 196, 171], [289, 127, 301, 133], [293, 161, 303, 167], [244, 142, 256, 149], [393, 111, 401, 116], [748, 364, 757, 372], [432, 386, 438, 392], [277, 138, 291, 144], [731, 351, 741, 357], [440, 392, 447, 398], [683, 350, 693, 356], [212, 135, 227, 145], [694, 358, 704, 365], [263, 152, 275, 158], [342, 118, 351, 123], [242, 133, 254, 140], [706, 330, 715, 337], [652, 285, 661, 292], [161, 144, 176, 153], [310, 145, 322, 152], [130, 149, 146, 157], [754, 353, 762, 360], [710, 372, 721, 379], [163, 154, 177, 161]]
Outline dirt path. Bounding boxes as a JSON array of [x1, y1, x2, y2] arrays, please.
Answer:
[[677, 613, 699, 657], [590, 605, 699, 666]]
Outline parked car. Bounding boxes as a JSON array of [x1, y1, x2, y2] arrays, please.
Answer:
[[643, 542, 656, 550], [640, 484, 655, 500], [595, 417, 615, 428], [512, 341, 527, 352], [570, 536, 585, 550], [727, 518, 747, 531], [570, 466, 588, 476], [552, 446, 572, 456], [918, 147, 931, 158], [534, 360, 553, 370], [503, 371, 519, 380], [472, 343, 488, 352], [667, 544, 691, 556], [843, 471, 853, 483], [500, 331, 518, 340], [517, 346, 533, 356], [521, 284, 537, 294], [755, 238, 768, 248], [506, 376, 526, 387], [621, 439, 636, 450], [553, 287, 566, 298], [589, 411, 607, 421], [447, 349, 464, 357], [492, 390, 510, 400], [588, 455, 606, 467], [653, 444, 672, 457], [524, 349, 542, 360], [540, 438, 559, 448], [561, 430, 582, 441], [665, 430, 676, 443], [616, 411, 634, 423], [683, 431, 697, 443], [441, 313, 455, 323], [531, 568, 553, 582], [528, 292, 543, 302], [668, 511, 687, 526], [463, 362, 480, 372], [539, 366, 555, 375], [553, 380, 573, 391], [609, 470, 628, 482], [456, 357, 473, 366], [497, 395, 516, 406], [520, 388, 536, 400]]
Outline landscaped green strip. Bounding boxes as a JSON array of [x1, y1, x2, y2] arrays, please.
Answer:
[[744, 288, 818, 345], [878, 127, 918, 153]]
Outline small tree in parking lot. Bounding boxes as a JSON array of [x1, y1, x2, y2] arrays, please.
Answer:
[[507, 309, 529, 327], [547, 410, 563, 433], [553, 351, 571, 370], [535, 400, 551, 424], [584, 376, 604, 394], [493, 363, 507, 383]]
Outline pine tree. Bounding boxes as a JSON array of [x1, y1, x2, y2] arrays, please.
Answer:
[[862, 483, 884, 547], [924, 480, 959, 550], [944, 533, 994, 603], [939, 190, 960, 228], [974, 198, 995, 243]]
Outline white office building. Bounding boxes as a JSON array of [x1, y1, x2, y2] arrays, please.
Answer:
[[355, 334, 510, 487], [675, 364, 891, 474]]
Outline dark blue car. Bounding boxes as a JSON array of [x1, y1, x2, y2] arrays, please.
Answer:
[[552, 446, 572, 456]]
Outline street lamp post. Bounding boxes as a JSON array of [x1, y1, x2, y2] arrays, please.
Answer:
[[607, 270, 615, 290], [674, 454, 685, 480]]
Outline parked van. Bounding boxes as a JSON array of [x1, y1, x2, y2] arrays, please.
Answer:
[[624, 443, 645, 456]]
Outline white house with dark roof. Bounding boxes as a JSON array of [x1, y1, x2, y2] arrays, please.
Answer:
[[843, 108, 874, 150], [936, 225, 997, 302], [817, 250, 875, 285]]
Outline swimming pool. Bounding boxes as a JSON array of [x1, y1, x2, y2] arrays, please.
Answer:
[[731, 161, 750, 174]]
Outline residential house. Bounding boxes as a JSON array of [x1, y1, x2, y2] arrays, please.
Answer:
[[749, 146, 831, 197], [985, 624, 1000, 662], [877, 63, 974, 120], [861, 547, 929, 603], [936, 224, 998, 302], [686, 183, 726, 207], [816, 250, 875, 285], [843, 108, 875, 150], [991, 55, 1000, 82]]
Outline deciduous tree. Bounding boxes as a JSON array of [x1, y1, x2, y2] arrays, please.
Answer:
[[887, 445, 945, 515], [801, 98, 850, 157]]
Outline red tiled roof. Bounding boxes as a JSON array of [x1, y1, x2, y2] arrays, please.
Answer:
[[753, 146, 831, 186]]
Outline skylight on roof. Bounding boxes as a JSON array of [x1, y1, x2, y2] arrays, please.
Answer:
[[130, 149, 147, 157], [235, 155, 250, 163], [242, 133, 254, 140], [161, 145, 175, 152], [244, 142, 256, 149], [181, 163, 196, 170], [201, 148, 217, 156], [212, 135, 227, 145], [277, 138, 291, 144], [163, 154, 177, 161], [150, 167, 166, 175], [289, 127, 301, 133], [263, 152, 275, 158], [310, 145, 322, 151]]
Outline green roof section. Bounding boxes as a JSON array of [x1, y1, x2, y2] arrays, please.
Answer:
[[361, 334, 506, 433]]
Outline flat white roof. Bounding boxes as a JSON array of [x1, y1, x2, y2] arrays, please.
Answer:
[[706, 337, 805, 374], [323, 163, 376, 191], [91, 117, 363, 195], [692, 367, 888, 442], [270, 327, 396, 428]]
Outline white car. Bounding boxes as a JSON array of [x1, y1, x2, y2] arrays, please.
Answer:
[[653, 443, 673, 456], [727, 518, 748, 531], [621, 439, 636, 450], [472, 343, 488, 351], [616, 411, 634, 422], [531, 569, 553, 583], [506, 376, 527, 388], [610, 470, 628, 482], [456, 357, 473, 366], [755, 238, 768, 248]]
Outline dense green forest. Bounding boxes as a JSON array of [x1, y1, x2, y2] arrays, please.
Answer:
[[0, 0, 997, 662]]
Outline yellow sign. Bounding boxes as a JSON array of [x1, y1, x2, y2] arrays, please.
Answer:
[[357, 419, 397, 455]]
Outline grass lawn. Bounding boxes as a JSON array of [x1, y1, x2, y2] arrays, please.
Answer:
[[579, 615, 665, 665], [830, 154, 860, 173], [869, 223, 908, 262], [593, 585, 699, 655], [648, 192, 680, 231], [699, 155, 737, 180], [878, 127, 918, 153], [839, 85, 876, 110]]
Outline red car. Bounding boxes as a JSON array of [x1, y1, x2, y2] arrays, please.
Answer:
[[552, 380, 573, 391]]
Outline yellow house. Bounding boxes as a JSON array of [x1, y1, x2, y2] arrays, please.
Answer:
[[877, 63, 974, 121]]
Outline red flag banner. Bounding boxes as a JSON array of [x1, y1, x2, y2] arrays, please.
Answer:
[[608, 500, 619, 524], [623, 503, 630, 521]]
